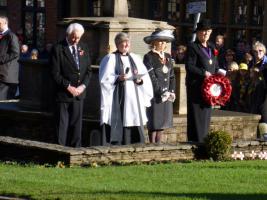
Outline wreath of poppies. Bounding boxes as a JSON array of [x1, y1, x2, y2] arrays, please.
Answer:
[[202, 74, 232, 106]]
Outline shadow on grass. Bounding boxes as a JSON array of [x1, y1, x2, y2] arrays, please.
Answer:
[[41, 190, 267, 200], [0, 192, 33, 200]]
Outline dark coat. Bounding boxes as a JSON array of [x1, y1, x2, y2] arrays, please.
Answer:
[[143, 51, 175, 130], [186, 40, 219, 104], [185, 40, 219, 142], [256, 61, 267, 123], [143, 51, 175, 103], [50, 39, 92, 102], [0, 30, 20, 83]]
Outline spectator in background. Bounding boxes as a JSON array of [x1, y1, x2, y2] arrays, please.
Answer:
[[40, 43, 53, 59], [20, 44, 30, 59], [235, 40, 248, 63], [0, 16, 20, 100], [252, 41, 267, 71], [223, 49, 236, 70], [242, 52, 253, 69], [16, 44, 30, 99], [246, 67, 265, 114], [215, 34, 226, 68], [252, 41, 267, 140], [237, 63, 249, 112], [222, 61, 239, 111], [175, 44, 187, 64], [30, 49, 39, 60]]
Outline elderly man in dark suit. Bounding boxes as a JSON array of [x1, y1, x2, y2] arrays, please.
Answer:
[[50, 23, 92, 147], [0, 16, 20, 100]]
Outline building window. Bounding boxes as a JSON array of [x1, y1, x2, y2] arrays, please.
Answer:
[[167, 0, 180, 21], [23, 0, 45, 50], [151, 0, 163, 20], [233, 0, 248, 24], [0, 0, 7, 15], [25, 0, 34, 7], [212, 0, 226, 24], [252, 0, 264, 25], [93, 0, 101, 16], [234, 29, 246, 42]]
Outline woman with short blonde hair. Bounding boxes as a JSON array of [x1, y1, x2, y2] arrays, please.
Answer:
[[252, 41, 267, 140]]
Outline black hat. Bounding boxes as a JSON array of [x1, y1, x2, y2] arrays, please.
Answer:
[[144, 29, 175, 44], [194, 19, 212, 32]]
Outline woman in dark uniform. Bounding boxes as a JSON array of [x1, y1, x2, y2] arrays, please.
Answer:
[[185, 19, 219, 142], [143, 29, 176, 144]]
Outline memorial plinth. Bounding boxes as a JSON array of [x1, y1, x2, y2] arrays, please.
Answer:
[[57, 17, 175, 63]]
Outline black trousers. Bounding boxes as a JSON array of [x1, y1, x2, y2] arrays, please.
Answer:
[[102, 124, 143, 145], [56, 100, 83, 147], [186, 85, 211, 143], [0, 82, 17, 100]]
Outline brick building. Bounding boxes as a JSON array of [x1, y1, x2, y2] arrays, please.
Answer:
[[1, 0, 267, 51]]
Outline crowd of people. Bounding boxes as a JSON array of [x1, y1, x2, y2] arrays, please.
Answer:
[[175, 20, 267, 141], [2, 14, 267, 147]]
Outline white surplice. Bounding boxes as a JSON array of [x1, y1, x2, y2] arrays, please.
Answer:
[[99, 53, 153, 127]]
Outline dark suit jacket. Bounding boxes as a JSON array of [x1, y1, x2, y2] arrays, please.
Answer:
[[185, 40, 219, 104], [0, 30, 20, 83], [50, 39, 92, 102]]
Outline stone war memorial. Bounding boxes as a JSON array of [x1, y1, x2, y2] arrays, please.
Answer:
[[0, 0, 265, 166]]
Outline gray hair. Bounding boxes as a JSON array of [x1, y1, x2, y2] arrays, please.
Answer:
[[114, 32, 130, 46], [253, 41, 266, 54], [66, 23, 84, 35], [0, 16, 8, 24]]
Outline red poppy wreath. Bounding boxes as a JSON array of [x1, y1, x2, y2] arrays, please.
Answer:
[[202, 74, 232, 106]]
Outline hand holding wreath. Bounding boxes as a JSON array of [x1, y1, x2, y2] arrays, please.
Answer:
[[202, 74, 232, 106]]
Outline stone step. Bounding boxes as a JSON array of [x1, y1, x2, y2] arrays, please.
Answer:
[[0, 102, 261, 146], [165, 109, 261, 143], [1, 136, 267, 166]]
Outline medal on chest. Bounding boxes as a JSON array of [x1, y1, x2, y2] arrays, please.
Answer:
[[201, 46, 213, 65], [162, 65, 168, 73]]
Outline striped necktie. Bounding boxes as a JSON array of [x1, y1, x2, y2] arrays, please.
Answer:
[[71, 46, 79, 69]]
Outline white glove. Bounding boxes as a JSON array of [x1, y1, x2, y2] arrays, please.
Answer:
[[168, 93, 176, 102], [218, 68, 227, 76], [161, 91, 170, 102]]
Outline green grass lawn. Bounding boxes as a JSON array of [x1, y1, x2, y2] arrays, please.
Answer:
[[0, 160, 267, 200]]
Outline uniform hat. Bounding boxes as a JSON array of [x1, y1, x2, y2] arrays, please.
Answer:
[[144, 29, 175, 44], [194, 19, 212, 32]]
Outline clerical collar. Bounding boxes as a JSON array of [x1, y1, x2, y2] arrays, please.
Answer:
[[115, 50, 129, 56]]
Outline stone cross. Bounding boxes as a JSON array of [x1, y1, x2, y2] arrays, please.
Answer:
[[103, 0, 128, 17]]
